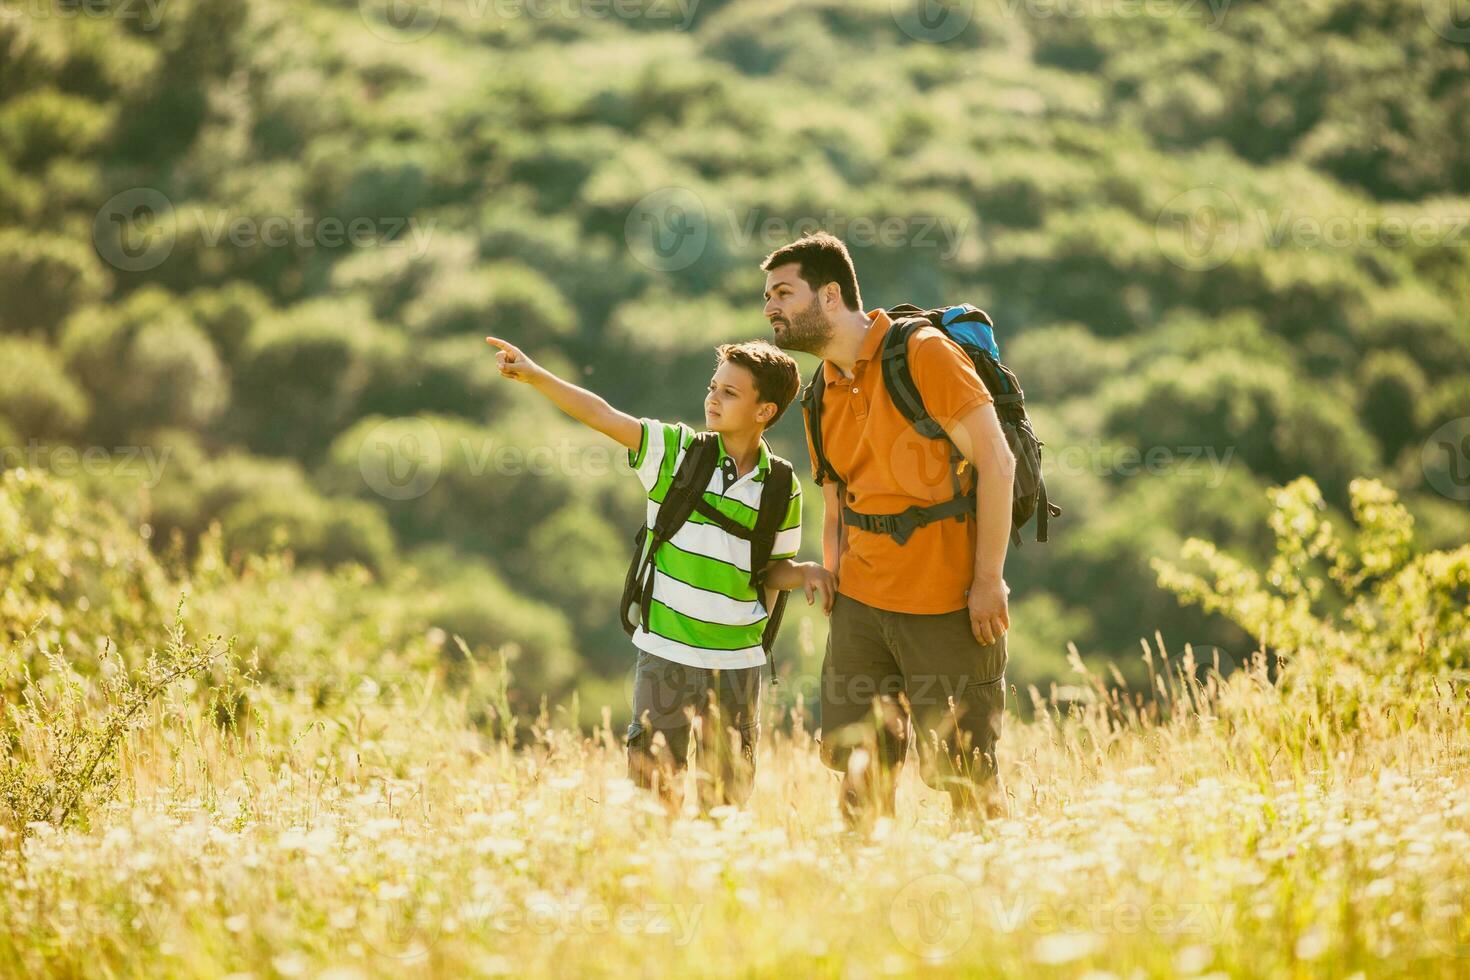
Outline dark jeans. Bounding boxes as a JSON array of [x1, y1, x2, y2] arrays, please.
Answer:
[[818, 592, 1007, 820], [625, 650, 761, 810]]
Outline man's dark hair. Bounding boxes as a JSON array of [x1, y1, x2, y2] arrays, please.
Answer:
[[716, 341, 801, 427], [760, 232, 862, 312]]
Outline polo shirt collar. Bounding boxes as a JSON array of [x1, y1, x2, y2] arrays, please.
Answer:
[[821, 308, 893, 385], [714, 432, 772, 482]]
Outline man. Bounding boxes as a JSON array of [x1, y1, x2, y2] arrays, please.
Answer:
[[762, 232, 1016, 828]]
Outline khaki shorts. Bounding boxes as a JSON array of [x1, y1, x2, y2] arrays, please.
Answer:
[[625, 650, 761, 808], [818, 591, 1007, 793]]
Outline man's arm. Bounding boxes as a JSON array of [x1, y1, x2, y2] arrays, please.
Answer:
[[486, 337, 641, 451], [942, 400, 1016, 645], [821, 480, 843, 579]]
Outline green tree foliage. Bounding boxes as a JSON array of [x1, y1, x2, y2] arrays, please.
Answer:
[[0, 337, 89, 440], [0, 230, 108, 335], [1154, 477, 1470, 709], [1, 0, 1468, 705], [59, 287, 227, 442]]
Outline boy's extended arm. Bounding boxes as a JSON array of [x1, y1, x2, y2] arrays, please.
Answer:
[[486, 336, 641, 451]]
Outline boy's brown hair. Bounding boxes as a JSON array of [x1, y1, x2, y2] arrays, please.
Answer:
[[716, 341, 801, 427]]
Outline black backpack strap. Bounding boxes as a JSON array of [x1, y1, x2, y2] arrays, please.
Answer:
[[801, 370, 841, 486], [651, 431, 721, 542], [750, 458, 793, 586], [685, 455, 795, 682], [632, 432, 722, 633], [754, 458, 794, 682], [1035, 477, 1062, 543], [879, 317, 947, 440], [842, 491, 973, 547], [685, 455, 791, 592]]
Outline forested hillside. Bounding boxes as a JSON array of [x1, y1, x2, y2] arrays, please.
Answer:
[[3, 0, 1468, 705]]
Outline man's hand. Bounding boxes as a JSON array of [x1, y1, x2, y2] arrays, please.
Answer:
[[967, 574, 1009, 646], [486, 336, 545, 385], [801, 563, 836, 615]]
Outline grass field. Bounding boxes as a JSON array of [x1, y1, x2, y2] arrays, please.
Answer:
[[4, 642, 1468, 980]]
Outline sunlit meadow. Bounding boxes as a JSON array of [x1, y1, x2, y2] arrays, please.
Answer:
[[3, 472, 1469, 979], [4, 651, 1469, 978]]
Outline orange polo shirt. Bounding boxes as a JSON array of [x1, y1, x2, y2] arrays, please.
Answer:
[[804, 309, 994, 615]]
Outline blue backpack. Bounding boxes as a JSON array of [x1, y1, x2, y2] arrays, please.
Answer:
[[801, 303, 1060, 547]]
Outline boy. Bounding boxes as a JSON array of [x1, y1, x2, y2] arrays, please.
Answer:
[[485, 335, 834, 811]]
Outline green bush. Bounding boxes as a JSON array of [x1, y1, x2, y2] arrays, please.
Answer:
[[0, 470, 171, 664], [1155, 477, 1470, 690], [59, 287, 226, 442], [402, 261, 575, 340], [0, 230, 109, 336], [0, 88, 112, 171], [410, 546, 579, 697], [0, 336, 89, 440], [233, 299, 405, 458], [218, 492, 395, 574]]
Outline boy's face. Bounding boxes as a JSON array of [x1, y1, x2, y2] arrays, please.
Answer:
[[704, 360, 775, 434]]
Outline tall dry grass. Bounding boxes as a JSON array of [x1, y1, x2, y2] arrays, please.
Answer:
[[2, 639, 1467, 979]]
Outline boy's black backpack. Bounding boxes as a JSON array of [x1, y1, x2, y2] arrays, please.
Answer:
[[802, 303, 1060, 548], [619, 431, 794, 679]]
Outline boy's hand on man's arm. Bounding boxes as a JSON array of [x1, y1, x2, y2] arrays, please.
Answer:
[[762, 559, 835, 615]]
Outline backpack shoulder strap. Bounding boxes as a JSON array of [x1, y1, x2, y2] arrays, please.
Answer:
[[750, 456, 794, 578], [622, 430, 721, 639], [754, 456, 795, 660], [879, 316, 943, 436], [650, 430, 720, 544], [686, 453, 795, 588], [801, 369, 840, 486]]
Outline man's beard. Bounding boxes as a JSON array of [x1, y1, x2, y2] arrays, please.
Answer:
[[773, 296, 832, 355]]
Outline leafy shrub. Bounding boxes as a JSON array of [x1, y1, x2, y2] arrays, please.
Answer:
[[0, 469, 171, 666], [0, 87, 111, 171], [218, 492, 395, 574], [0, 336, 89, 440], [409, 546, 579, 697], [0, 230, 108, 336], [232, 299, 405, 458], [59, 287, 227, 442], [0, 615, 225, 837], [1154, 477, 1470, 694], [401, 261, 575, 340]]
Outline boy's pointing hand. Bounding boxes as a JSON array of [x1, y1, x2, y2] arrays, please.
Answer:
[[485, 336, 542, 384]]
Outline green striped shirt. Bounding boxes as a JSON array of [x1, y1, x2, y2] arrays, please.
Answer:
[[628, 419, 802, 669]]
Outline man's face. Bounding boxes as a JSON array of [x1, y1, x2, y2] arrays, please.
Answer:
[[704, 360, 774, 434], [764, 262, 834, 355]]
